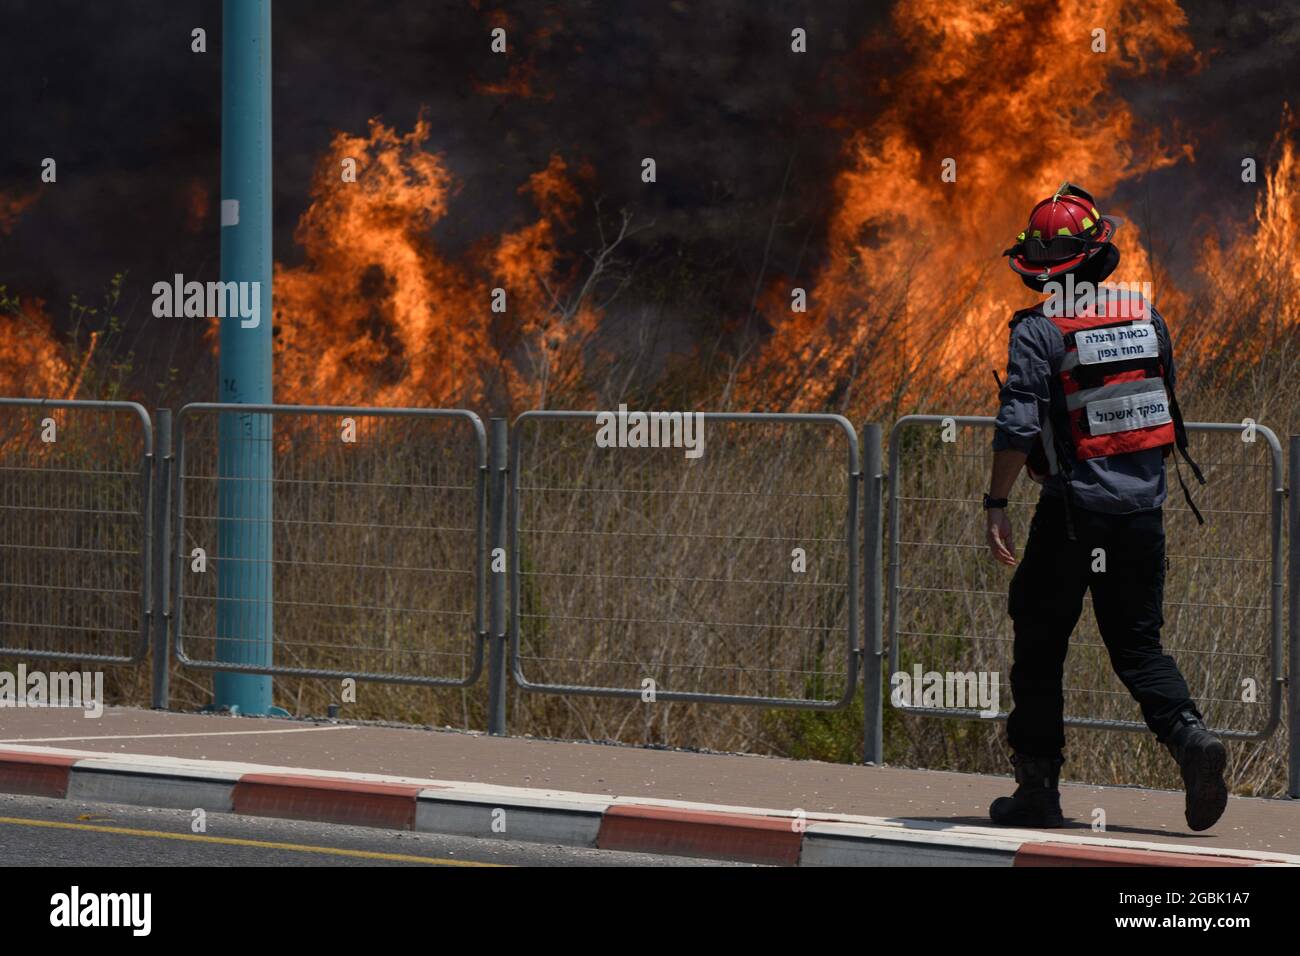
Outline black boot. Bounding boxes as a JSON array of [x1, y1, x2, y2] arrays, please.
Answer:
[[989, 753, 1065, 827], [1164, 710, 1227, 832]]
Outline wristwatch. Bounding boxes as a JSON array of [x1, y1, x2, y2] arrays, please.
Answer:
[[982, 493, 1009, 510]]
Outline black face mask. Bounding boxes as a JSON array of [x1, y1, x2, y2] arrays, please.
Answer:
[[1020, 243, 1120, 293]]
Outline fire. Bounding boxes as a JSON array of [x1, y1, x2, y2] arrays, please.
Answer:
[[472, 8, 558, 100], [0, 300, 73, 397], [1245, 121, 1299, 284], [0, 187, 74, 399], [272, 118, 593, 410], [184, 178, 210, 233], [742, 0, 1199, 412], [1194, 108, 1300, 351], [490, 154, 599, 405], [1196, 106, 1300, 291], [4, 1, 1295, 422], [475, 61, 544, 99]]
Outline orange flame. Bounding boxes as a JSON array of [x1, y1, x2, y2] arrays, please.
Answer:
[[0, 300, 73, 397], [1190, 107, 1300, 361], [185, 178, 210, 233], [271, 118, 595, 410], [742, 0, 1199, 411]]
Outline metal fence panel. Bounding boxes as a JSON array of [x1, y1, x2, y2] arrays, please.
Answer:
[[0, 398, 153, 664], [509, 410, 861, 708], [172, 403, 486, 686], [886, 415, 1283, 740]]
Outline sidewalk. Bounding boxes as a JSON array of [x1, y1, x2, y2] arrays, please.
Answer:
[[1, 706, 1295, 866]]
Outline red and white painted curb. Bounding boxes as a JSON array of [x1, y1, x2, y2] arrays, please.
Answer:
[[0, 746, 1291, 867]]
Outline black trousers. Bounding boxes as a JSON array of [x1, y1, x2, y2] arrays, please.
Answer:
[[1005, 494, 1201, 758]]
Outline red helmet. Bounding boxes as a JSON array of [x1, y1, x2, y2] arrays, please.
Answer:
[[1003, 182, 1121, 281]]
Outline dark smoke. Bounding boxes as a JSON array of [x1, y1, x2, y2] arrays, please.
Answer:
[[1, 0, 1297, 401]]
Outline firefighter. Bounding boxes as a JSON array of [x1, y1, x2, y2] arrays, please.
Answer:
[[984, 183, 1227, 831]]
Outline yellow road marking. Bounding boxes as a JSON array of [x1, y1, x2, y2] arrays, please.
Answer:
[[0, 815, 504, 866]]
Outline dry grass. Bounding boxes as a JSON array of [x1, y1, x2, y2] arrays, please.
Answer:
[[2, 240, 1298, 798], [507, 415, 855, 750], [0, 403, 150, 664]]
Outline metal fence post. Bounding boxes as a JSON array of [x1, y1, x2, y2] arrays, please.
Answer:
[[1289, 437, 1299, 798], [151, 408, 173, 710], [487, 417, 508, 734], [863, 423, 884, 764]]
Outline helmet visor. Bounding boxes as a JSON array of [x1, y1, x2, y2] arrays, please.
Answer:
[[1019, 234, 1106, 263]]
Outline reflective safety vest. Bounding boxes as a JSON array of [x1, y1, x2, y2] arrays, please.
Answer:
[[1004, 291, 1206, 533], [1047, 295, 1175, 460]]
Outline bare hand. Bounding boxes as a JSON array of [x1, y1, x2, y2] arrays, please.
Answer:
[[986, 508, 1017, 566]]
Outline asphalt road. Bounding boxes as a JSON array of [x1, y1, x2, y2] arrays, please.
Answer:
[[0, 793, 750, 867]]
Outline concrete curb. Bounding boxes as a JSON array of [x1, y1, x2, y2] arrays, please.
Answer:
[[0, 751, 76, 798], [598, 804, 804, 866], [69, 760, 242, 813], [414, 788, 606, 847], [1013, 842, 1260, 868], [0, 747, 1292, 867]]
